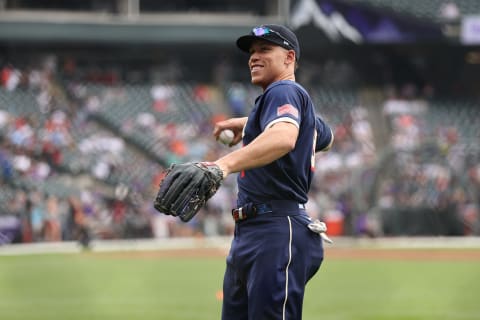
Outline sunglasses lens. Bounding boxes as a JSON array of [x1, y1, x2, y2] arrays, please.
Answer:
[[252, 27, 270, 36]]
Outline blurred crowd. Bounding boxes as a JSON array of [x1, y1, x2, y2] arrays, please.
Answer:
[[0, 53, 479, 246]]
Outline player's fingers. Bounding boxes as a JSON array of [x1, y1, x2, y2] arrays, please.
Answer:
[[229, 133, 243, 146], [214, 118, 246, 141], [213, 121, 229, 138], [213, 127, 221, 139]]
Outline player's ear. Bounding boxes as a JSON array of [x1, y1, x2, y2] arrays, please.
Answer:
[[285, 50, 296, 65]]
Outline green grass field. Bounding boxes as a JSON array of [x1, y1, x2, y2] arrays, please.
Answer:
[[1, 250, 479, 320]]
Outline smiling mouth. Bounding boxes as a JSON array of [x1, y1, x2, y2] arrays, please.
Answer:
[[251, 65, 263, 72]]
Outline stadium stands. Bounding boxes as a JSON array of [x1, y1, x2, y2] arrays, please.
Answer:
[[342, 0, 480, 21], [1, 72, 479, 242], [0, 0, 479, 243]]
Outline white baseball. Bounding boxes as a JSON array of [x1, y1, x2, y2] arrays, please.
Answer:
[[219, 129, 234, 145]]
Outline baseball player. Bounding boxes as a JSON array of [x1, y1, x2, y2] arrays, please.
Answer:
[[153, 23, 333, 319], [212, 24, 334, 320]]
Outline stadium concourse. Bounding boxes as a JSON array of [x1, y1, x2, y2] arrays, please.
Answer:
[[0, 49, 479, 246]]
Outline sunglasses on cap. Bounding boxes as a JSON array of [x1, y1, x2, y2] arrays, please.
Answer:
[[252, 26, 292, 49]]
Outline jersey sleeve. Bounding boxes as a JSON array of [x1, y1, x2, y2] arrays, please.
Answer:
[[259, 85, 302, 131], [315, 116, 334, 151]]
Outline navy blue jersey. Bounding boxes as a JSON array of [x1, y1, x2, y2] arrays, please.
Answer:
[[237, 80, 332, 206], [315, 115, 333, 152]]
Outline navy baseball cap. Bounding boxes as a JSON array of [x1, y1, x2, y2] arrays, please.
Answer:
[[236, 24, 300, 60]]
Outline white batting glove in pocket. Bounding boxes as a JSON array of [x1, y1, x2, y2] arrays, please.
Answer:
[[308, 219, 333, 244]]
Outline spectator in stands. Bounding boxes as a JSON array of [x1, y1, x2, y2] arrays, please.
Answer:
[[29, 190, 45, 241], [0, 144, 14, 182], [1, 64, 21, 91], [69, 196, 91, 247], [43, 194, 62, 241], [439, 2, 460, 20], [150, 84, 173, 112], [8, 116, 35, 150]]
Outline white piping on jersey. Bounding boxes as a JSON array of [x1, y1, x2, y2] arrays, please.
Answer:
[[266, 117, 299, 129], [282, 216, 293, 320]]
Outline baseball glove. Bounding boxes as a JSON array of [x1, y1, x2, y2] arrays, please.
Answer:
[[153, 162, 223, 222]]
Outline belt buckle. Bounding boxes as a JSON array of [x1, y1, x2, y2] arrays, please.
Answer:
[[237, 207, 245, 221], [232, 207, 246, 222], [232, 203, 258, 222]]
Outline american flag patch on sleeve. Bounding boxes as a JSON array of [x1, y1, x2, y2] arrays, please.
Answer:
[[277, 104, 299, 118]]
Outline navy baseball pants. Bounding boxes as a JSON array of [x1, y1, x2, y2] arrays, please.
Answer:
[[222, 201, 324, 320]]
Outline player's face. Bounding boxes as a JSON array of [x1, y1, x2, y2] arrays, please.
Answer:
[[248, 40, 293, 90]]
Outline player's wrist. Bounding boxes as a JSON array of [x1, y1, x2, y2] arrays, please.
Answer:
[[214, 160, 229, 178]]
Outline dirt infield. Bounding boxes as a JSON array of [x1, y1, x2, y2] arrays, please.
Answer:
[[90, 247, 480, 261], [324, 247, 480, 261], [4, 237, 479, 259], [91, 247, 229, 259]]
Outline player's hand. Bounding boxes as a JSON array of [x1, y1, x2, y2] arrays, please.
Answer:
[[213, 117, 247, 146]]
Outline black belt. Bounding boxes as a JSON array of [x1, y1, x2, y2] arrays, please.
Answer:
[[232, 201, 306, 222]]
